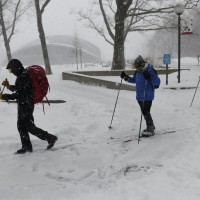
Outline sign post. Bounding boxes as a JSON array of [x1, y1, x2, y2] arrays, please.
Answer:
[[163, 54, 171, 85]]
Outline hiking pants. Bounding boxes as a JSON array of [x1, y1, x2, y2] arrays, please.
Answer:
[[138, 101, 154, 128], [17, 103, 51, 148]]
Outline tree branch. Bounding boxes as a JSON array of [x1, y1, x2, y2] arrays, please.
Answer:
[[78, 10, 113, 45], [99, 0, 114, 40], [124, 0, 139, 39], [8, 0, 21, 43], [41, 0, 51, 14]]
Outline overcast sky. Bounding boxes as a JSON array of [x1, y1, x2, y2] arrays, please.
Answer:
[[0, 0, 153, 63]]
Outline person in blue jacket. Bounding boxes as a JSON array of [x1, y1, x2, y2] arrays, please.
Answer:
[[120, 55, 160, 137]]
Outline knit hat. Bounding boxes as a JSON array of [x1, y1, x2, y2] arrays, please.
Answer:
[[133, 55, 147, 71]]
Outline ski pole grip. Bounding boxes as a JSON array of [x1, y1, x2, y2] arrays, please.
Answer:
[[1, 78, 8, 94]]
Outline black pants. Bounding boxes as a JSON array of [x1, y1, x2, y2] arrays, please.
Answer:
[[17, 103, 52, 148], [138, 101, 154, 128]]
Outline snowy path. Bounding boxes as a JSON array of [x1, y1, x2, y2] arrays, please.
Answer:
[[0, 64, 200, 200]]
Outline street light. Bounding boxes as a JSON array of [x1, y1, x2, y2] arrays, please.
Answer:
[[174, 4, 185, 83]]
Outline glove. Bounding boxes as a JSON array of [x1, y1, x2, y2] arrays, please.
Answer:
[[120, 71, 129, 81], [143, 71, 152, 81], [2, 79, 10, 89], [154, 85, 159, 89], [1, 94, 9, 101]]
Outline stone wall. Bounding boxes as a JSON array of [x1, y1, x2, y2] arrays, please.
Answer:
[[62, 69, 182, 91]]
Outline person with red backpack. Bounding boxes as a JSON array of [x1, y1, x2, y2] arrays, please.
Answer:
[[0, 59, 58, 154]]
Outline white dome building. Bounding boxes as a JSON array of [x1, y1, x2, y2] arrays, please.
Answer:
[[5, 35, 102, 65]]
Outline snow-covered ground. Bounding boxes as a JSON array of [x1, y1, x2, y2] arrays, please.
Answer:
[[0, 58, 200, 200]]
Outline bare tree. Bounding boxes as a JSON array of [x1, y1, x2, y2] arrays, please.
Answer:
[[34, 0, 52, 75], [78, 0, 200, 70], [0, 0, 30, 61]]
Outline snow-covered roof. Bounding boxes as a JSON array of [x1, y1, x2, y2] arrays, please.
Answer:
[[5, 35, 102, 65]]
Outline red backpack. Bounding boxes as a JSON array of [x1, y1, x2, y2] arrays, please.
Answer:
[[26, 65, 50, 104]]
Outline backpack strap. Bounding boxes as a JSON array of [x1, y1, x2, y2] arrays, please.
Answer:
[[42, 96, 50, 115], [45, 96, 50, 106], [42, 103, 45, 115]]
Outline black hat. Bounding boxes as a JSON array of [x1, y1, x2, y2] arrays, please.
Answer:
[[7, 59, 23, 69], [6, 59, 24, 76], [133, 55, 146, 70]]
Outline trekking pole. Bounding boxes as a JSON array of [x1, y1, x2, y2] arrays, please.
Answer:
[[0, 84, 6, 95], [108, 78, 123, 130], [0, 78, 8, 95], [0, 85, 5, 95], [137, 80, 147, 144], [190, 76, 200, 107], [0, 79, 9, 103]]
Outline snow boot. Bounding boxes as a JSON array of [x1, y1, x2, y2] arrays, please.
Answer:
[[15, 146, 33, 154], [47, 135, 58, 150], [142, 125, 155, 137]]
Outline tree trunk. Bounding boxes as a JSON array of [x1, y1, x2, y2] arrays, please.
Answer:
[[112, 25, 125, 70], [0, 2, 12, 61], [112, 3, 126, 70], [34, 0, 52, 75]]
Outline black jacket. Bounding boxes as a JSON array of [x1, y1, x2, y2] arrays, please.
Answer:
[[3, 69, 34, 107]]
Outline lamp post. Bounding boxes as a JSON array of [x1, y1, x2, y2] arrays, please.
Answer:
[[174, 4, 185, 83]]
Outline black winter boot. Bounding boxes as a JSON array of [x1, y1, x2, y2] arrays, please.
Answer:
[[142, 126, 155, 137], [15, 146, 33, 154], [47, 135, 58, 150]]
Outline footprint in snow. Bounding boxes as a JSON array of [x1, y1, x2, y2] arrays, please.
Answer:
[[123, 163, 163, 176]]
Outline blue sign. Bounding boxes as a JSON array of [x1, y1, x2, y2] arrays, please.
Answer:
[[163, 54, 171, 65]]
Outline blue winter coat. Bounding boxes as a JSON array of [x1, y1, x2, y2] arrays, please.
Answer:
[[127, 64, 160, 101]]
